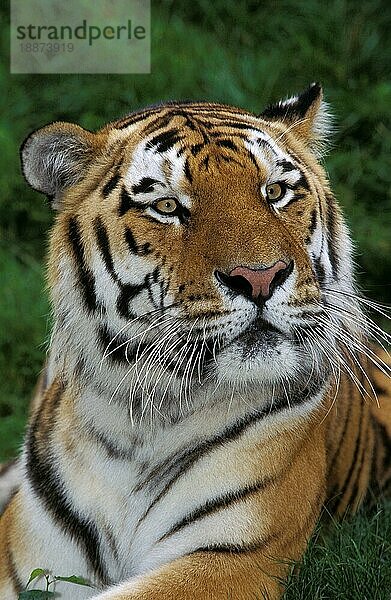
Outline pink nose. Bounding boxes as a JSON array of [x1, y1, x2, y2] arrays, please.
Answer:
[[215, 260, 293, 303], [229, 261, 290, 300]]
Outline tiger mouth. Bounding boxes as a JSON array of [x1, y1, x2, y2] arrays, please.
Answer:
[[235, 317, 283, 354]]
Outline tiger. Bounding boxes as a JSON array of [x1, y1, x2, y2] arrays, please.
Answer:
[[0, 83, 390, 600]]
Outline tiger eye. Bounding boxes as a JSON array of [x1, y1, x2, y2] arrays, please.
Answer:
[[266, 183, 283, 202], [154, 198, 178, 214]]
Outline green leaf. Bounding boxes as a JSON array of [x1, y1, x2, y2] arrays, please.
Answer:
[[25, 569, 46, 588], [54, 575, 92, 587], [18, 590, 56, 599]]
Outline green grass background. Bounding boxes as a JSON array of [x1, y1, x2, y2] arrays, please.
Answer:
[[1, 1, 390, 597]]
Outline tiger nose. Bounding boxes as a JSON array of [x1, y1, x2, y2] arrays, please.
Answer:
[[215, 260, 293, 303]]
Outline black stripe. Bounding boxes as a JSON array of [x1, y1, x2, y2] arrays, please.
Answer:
[[194, 486, 324, 559], [116, 107, 256, 134], [94, 217, 118, 284], [313, 257, 326, 286], [99, 318, 195, 382], [309, 209, 317, 234], [277, 159, 296, 172], [103, 524, 120, 565], [83, 418, 136, 462], [219, 121, 263, 133], [140, 111, 182, 138], [192, 533, 277, 555], [370, 416, 391, 492], [118, 186, 146, 217], [94, 217, 148, 319], [159, 476, 275, 542], [256, 137, 277, 155], [95, 325, 209, 382], [97, 323, 151, 378], [144, 109, 194, 136], [184, 158, 193, 183], [211, 130, 250, 141], [115, 108, 162, 130], [133, 177, 160, 195], [158, 337, 215, 379], [97, 324, 133, 366], [176, 111, 197, 131], [184, 105, 249, 117], [73, 353, 89, 383], [135, 379, 321, 524], [365, 418, 382, 504], [279, 174, 310, 208], [151, 265, 159, 283], [116, 283, 147, 320], [215, 139, 237, 151], [26, 384, 108, 583], [124, 227, 151, 256], [246, 149, 260, 170], [336, 401, 364, 510], [116, 101, 216, 131], [287, 174, 310, 192], [286, 192, 307, 205], [68, 217, 97, 313], [201, 155, 210, 169], [102, 173, 121, 198], [373, 381, 387, 396], [218, 154, 244, 167], [146, 129, 182, 153], [191, 143, 205, 156], [376, 420, 391, 473]]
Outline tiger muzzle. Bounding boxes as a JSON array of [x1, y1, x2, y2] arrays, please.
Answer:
[[215, 260, 294, 306]]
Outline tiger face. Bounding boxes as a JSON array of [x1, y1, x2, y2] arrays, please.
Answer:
[[21, 84, 354, 419]]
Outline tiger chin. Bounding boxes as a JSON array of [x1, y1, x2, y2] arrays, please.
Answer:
[[1, 83, 390, 600]]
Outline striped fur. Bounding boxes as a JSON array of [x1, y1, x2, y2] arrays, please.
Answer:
[[1, 84, 390, 599]]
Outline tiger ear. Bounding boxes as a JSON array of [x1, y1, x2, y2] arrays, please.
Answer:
[[260, 83, 333, 157], [21, 122, 100, 209]]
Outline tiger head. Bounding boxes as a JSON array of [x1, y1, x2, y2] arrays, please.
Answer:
[[21, 84, 356, 419]]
